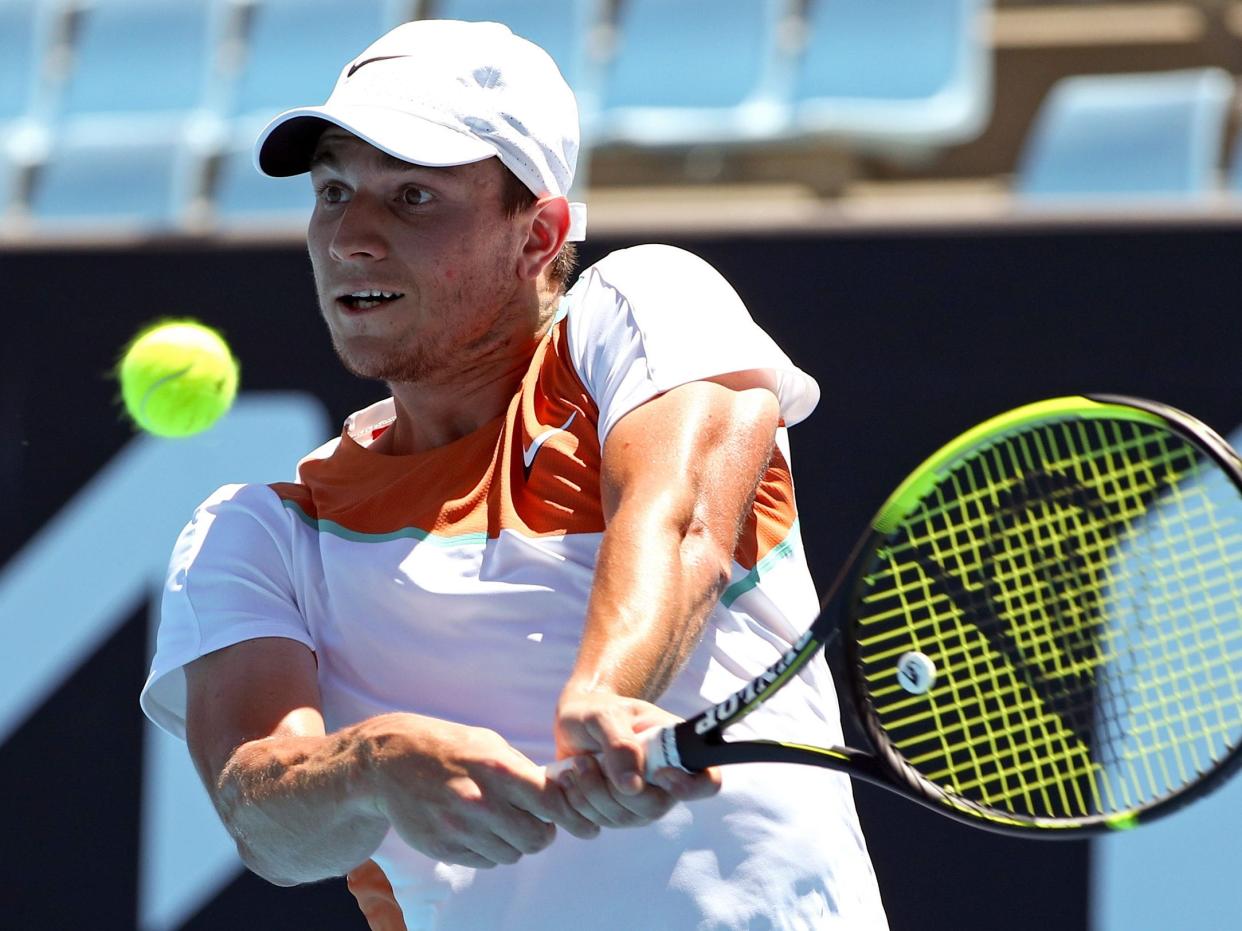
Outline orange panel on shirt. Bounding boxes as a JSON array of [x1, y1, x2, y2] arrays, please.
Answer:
[[270, 319, 607, 540], [733, 441, 799, 572]]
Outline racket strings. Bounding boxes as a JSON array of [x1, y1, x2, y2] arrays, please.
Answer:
[[854, 417, 1242, 822]]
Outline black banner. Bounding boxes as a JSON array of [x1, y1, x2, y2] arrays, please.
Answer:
[[3, 221, 1239, 930]]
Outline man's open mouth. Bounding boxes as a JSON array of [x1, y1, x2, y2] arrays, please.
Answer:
[[340, 289, 404, 311]]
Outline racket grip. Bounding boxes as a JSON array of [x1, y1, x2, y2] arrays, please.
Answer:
[[545, 724, 682, 781]]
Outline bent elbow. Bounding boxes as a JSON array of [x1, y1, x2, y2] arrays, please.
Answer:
[[256, 870, 302, 889], [234, 838, 304, 888]]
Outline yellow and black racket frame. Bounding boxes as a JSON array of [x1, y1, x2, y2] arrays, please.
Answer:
[[843, 394, 1242, 837]]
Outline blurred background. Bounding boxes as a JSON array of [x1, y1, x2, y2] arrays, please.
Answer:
[[1, 1, 1240, 929]]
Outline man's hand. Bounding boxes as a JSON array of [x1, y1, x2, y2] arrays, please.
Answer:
[[552, 689, 721, 828], [363, 713, 601, 868]]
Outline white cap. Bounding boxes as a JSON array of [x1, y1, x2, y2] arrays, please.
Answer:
[[254, 20, 587, 240]]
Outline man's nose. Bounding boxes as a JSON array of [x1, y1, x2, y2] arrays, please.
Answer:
[[329, 193, 389, 262]]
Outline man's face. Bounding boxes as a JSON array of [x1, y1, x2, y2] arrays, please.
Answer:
[[306, 129, 531, 385]]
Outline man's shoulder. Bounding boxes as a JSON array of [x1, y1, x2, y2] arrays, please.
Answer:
[[562, 243, 734, 331], [577, 243, 721, 288], [181, 482, 297, 542]]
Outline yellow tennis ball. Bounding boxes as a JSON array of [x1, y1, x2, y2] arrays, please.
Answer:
[[118, 320, 239, 437]]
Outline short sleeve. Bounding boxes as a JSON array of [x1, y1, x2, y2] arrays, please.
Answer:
[[564, 244, 820, 444], [139, 483, 316, 739]]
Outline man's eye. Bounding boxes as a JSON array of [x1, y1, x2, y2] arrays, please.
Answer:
[[316, 183, 347, 204], [402, 186, 431, 207]]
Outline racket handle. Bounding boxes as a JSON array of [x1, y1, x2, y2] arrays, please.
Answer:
[[545, 724, 682, 781]]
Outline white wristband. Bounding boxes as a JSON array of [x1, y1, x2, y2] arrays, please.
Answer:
[[545, 724, 681, 780]]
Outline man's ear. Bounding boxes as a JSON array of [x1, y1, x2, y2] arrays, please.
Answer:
[[517, 195, 570, 281]]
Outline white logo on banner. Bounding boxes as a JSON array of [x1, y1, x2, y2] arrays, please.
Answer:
[[0, 394, 330, 931]]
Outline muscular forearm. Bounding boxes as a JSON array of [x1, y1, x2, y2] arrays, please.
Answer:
[[568, 381, 778, 704], [209, 711, 594, 883], [568, 501, 732, 701], [212, 719, 390, 886]]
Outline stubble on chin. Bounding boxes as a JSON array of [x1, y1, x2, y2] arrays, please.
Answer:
[[327, 292, 519, 387], [329, 327, 442, 384]]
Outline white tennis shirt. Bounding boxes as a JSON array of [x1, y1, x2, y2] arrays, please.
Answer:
[[141, 244, 889, 930]]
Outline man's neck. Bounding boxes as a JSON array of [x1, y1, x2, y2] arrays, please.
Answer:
[[373, 289, 561, 456], [375, 362, 527, 455]]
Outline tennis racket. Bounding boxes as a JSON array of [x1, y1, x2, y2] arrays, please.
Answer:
[[559, 395, 1242, 837]]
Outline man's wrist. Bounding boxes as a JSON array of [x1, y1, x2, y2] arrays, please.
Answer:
[[345, 715, 402, 823]]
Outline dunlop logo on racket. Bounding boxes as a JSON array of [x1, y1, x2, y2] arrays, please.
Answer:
[[694, 630, 817, 735]]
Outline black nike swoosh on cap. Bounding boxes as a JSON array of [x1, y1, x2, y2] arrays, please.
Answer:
[[346, 54, 409, 78]]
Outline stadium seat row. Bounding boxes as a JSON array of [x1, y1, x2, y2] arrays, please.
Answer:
[[1016, 68, 1242, 202], [0, 0, 992, 231], [3, 0, 1239, 235]]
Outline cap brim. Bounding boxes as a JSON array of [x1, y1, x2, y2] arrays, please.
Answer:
[[254, 104, 497, 177]]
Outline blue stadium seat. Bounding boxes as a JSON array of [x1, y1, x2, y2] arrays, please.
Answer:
[[1017, 69, 1235, 200], [21, 0, 225, 232], [212, 142, 313, 228], [59, 0, 219, 116], [0, 0, 44, 122], [792, 0, 992, 149], [595, 0, 789, 146], [0, 0, 58, 223], [229, 0, 395, 122], [28, 117, 202, 229]]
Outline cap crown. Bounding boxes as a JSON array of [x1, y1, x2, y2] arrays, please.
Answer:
[[330, 20, 580, 198]]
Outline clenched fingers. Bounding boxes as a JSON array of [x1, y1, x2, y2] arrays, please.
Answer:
[[553, 754, 677, 828], [509, 771, 602, 840]]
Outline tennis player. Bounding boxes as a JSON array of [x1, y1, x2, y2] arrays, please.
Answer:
[[140, 19, 888, 930]]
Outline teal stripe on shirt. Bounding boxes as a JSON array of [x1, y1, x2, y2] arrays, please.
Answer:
[[721, 519, 801, 607], [281, 499, 489, 547]]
